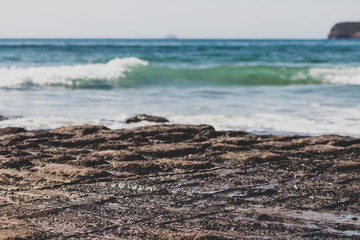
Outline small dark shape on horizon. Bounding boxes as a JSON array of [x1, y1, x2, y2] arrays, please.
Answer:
[[125, 114, 170, 124], [328, 22, 360, 39], [164, 34, 178, 39], [0, 115, 8, 121]]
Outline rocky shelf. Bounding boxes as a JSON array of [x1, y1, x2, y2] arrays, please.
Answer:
[[0, 124, 359, 239]]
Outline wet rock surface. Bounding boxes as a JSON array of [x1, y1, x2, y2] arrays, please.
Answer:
[[0, 124, 359, 239], [125, 114, 169, 123]]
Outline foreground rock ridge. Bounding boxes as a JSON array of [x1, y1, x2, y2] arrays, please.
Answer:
[[328, 22, 360, 39], [0, 124, 359, 239]]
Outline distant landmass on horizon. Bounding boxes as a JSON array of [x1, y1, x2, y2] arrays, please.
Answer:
[[328, 22, 360, 39]]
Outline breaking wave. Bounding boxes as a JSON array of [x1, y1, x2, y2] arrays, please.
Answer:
[[0, 57, 148, 88], [1, 57, 360, 88]]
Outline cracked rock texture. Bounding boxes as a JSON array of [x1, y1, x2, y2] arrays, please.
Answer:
[[0, 124, 359, 239]]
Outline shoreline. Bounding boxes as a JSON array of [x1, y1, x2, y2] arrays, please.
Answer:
[[1, 124, 359, 239], [0, 116, 358, 138]]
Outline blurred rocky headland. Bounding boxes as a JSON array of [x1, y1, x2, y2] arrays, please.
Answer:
[[329, 22, 360, 39]]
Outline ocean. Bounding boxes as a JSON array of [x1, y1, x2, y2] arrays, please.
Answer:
[[0, 39, 359, 136]]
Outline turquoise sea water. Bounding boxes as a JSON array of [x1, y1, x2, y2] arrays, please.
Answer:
[[0, 39, 359, 136]]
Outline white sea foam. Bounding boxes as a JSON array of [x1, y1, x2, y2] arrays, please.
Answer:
[[166, 113, 360, 137], [0, 115, 164, 131], [310, 66, 360, 85], [1, 59, 360, 87], [0, 57, 148, 87], [1, 112, 359, 137]]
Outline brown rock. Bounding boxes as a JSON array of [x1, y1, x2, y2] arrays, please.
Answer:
[[0, 127, 26, 135], [0, 124, 359, 239], [51, 124, 110, 136]]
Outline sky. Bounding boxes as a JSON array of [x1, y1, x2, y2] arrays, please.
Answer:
[[0, 0, 359, 39]]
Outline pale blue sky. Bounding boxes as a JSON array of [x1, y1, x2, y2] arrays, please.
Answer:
[[1, 0, 359, 38]]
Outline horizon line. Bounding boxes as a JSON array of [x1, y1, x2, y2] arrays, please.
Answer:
[[0, 37, 332, 40]]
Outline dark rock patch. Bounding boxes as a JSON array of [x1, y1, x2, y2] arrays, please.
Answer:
[[0, 127, 27, 135], [0, 157, 34, 169], [125, 114, 169, 123]]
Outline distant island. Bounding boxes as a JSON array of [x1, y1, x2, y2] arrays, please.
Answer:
[[328, 22, 360, 39], [164, 34, 178, 40]]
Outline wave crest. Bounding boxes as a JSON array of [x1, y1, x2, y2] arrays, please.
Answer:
[[310, 66, 360, 85], [0, 57, 148, 87], [1, 58, 360, 88]]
